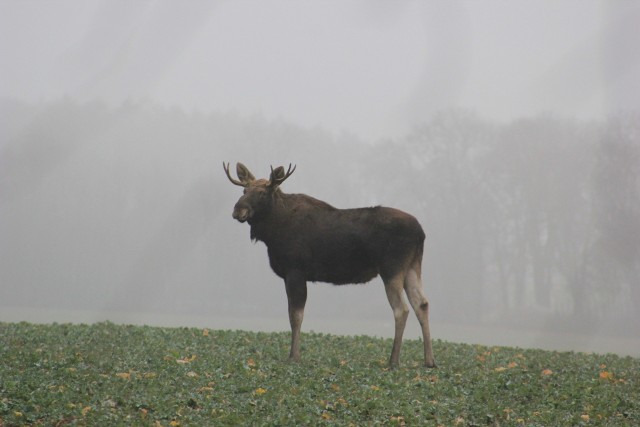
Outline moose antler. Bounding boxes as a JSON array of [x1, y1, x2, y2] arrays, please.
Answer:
[[269, 163, 296, 187], [223, 162, 247, 187]]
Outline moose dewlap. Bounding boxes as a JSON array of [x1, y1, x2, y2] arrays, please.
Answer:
[[224, 162, 435, 368]]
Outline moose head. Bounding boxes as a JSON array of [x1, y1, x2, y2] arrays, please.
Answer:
[[223, 162, 296, 223]]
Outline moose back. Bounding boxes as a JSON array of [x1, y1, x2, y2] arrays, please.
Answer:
[[224, 162, 435, 368]]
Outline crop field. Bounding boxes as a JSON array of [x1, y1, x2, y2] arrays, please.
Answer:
[[1, 322, 638, 426]]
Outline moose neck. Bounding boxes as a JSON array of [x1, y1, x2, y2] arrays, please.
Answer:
[[248, 190, 291, 244], [247, 190, 337, 246]]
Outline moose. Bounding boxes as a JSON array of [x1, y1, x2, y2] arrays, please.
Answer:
[[224, 162, 435, 368]]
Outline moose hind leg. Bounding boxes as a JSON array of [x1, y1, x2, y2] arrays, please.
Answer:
[[285, 273, 307, 361], [383, 273, 409, 368], [404, 268, 436, 367]]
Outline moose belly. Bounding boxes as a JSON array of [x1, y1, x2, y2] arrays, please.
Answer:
[[311, 265, 379, 285], [267, 241, 380, 285]]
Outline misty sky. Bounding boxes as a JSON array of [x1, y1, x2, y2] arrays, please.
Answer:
[[1, 1, 638, 141]]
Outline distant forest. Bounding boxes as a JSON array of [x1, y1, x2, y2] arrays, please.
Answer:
[[1, 99, 638, 336]]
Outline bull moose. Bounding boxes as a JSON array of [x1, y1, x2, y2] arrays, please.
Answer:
[[224, 162, 435, 368]]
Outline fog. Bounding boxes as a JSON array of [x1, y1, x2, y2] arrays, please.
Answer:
[[1, 1, 639, 356]]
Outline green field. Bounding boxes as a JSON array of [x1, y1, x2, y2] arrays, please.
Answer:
[[1, 322, 638, 426]]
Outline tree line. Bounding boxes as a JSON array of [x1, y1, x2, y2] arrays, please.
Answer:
[[1, 99, 637, 335]]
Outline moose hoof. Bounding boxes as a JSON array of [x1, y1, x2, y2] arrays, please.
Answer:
[[424, 359, 437, 368]]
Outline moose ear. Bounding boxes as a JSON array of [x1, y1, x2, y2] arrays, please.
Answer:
[[236, 163, 255, 184], [269, 164, 296, 188], [270, 166, 286, 183]]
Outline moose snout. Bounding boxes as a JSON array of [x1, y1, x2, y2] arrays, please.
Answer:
[[232, 207, 250, 223]]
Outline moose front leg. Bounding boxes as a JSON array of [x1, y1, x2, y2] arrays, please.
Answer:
[[284, 272, 307, 361]]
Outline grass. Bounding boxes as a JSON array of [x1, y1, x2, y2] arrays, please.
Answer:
[[1, 322, 638, 426]]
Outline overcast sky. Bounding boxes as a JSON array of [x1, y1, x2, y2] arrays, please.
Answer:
[[1, 1, 638, 140]]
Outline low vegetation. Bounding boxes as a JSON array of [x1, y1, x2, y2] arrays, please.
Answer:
[[1, 322, 638, 426]]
